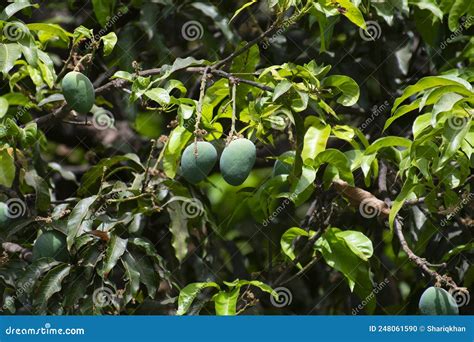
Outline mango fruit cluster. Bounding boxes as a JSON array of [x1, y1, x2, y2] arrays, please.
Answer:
[[180, 138, 256, 186]]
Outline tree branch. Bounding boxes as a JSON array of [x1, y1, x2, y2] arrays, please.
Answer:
[[34, 66, 273, 128], [394, 217, 465, 292], [212, 19, 282, 70]]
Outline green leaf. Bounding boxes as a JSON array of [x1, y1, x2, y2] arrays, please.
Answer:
[[234, 280, 276, 298], [322, 75, 360, 106], [365, 137, 412, 155], [24, 170, 50, 213], [167, 201, 191, 263], [124, 249, 159, 297], [212, 287, 240, 316], [0, 96, 8, 118], [448, 0, 471, 31], [16, 259, 60, 302], [335, 230, 373, 261], [289, 165, 316, 206], [0, 43, 22, 76], [158, 57, 208, 82], [33, 264, 72, 310], [315, 228, 375, 312], [337, 0, 366, 29], [0, 2, 39, 20], [392, 76, 472, 113], [145, 88, 171, 106], [0, 148, 15, 187], [78, 154, 143, 196], [99, 235, 128, 277], [440, 115, 471, 165], [291, 90, 309, 112], [121, 255, 141, 303], [280, 227, 311, 265], [27, 23, 71, 44], [66, 196, 97, 249], [313, 149, 354, 185], [301, 117, 331, 162], [37, 50, 56, 88], [410, 0, 443, 21], [442, 242, 474, 262], [388, 180, 421, 232], [230, 0, 258, 23], [177, 282, 220, 315], [112, 70, 133, 82], [273, 80, 293, 101], [431, 93, 464, 125], [73, 26, 93, 45], [163, 126, 192, 178], [213, 288, 240, 315], [100, 32, 117, 56], [92, 0, 116, 27]]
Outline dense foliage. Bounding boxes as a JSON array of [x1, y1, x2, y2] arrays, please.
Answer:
[[0, 0, 472, 315]]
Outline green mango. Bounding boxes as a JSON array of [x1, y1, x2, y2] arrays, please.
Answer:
[[220, 138, 256, 186], [32, 231, 69, 262], [272, 151, 295, 177], [180, 141, 218, 184], [61, 71, 95, 113], [418, 286, 459, 315]]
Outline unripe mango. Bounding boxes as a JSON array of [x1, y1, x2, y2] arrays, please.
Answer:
[[418, 286, 459, 315], [32, 231, 69, 262], [220, 138, 256, 186], [181, 141, 218, 184], [272, 151, 295, 177], [61, 71, 95, 113]]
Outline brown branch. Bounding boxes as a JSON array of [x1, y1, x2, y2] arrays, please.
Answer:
[[332, 179, 390, 218], [394, 218, 465, 293], [34, 67, 273, 128], [1, 242, 32, 262]]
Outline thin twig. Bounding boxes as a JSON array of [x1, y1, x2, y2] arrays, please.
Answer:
[[194, 66, 210, 154], [280, 256, 320, 286], [394, 217, 464, 292], [272, 230, 323, 286], [228, 80, 238, 141], [212, 19, 282, 70]]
